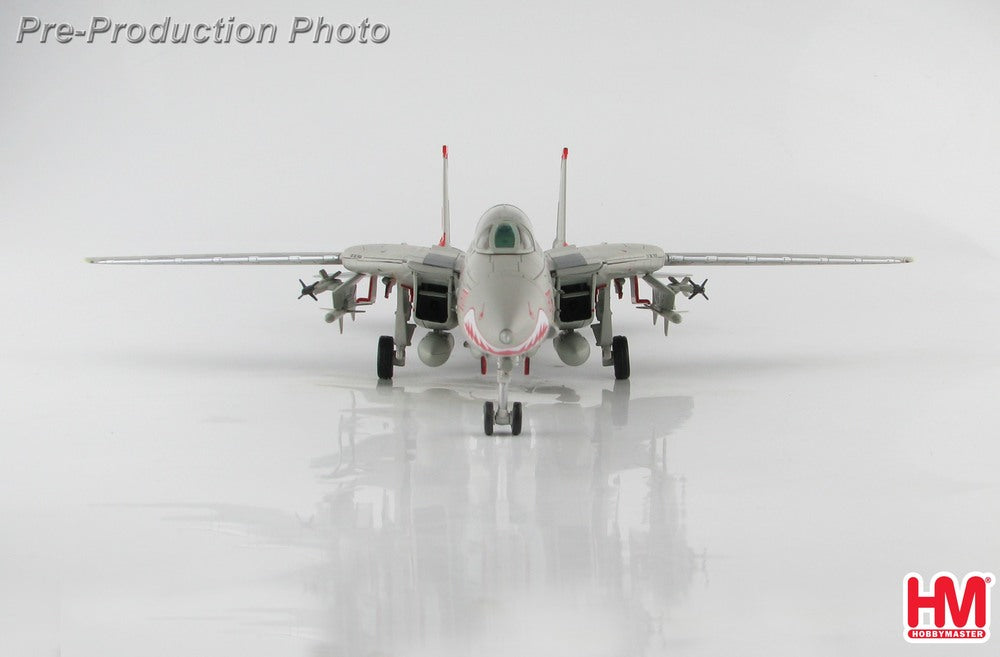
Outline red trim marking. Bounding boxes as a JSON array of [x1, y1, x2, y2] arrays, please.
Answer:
[[594, 283, 607, 304], [383, 278, 395, 299], [463, 309, 550, 357], [401, 284, 414, 303], [480, 356, 487, 375], [356, 276, 377, 303], [630, 276, 650, 305], [442, 145, 448, 159], [562, 147, 568, 160], [438, 233, 447, 247], [524, 357, 530, 376], [613, 278, 624, 299]]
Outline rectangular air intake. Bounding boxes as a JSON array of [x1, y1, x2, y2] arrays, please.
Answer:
[[558, 282, 592, 323], [415, 282, 450, 324]]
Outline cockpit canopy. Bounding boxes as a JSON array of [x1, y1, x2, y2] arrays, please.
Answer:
[[472, 205, 536, 255]]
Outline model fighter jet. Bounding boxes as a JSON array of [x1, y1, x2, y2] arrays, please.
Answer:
[[88, 147, 912, 435]]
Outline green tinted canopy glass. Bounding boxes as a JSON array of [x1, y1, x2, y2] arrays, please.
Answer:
[[494, 223, 517, 248]]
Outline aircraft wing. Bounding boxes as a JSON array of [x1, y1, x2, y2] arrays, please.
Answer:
[[548, 243, 911, 335], [548, 243, 666, 280], [548, 243, 911, 281], [663, 252, 912, 266], [86, 244, 465, 280], [340, 244, 463, 281], [86, 253, 343, 265], [87, 244, 465, 334]]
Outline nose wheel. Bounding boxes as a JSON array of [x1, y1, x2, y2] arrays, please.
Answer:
[[484, 401, 494, 435], [483, 356, 524, 435], [483, 400, 522, 436]]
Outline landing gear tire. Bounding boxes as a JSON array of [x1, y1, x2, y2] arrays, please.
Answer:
[[483, 401, 495, 436], [612, 335, 630, 380], [511, 402, 523, 436], [377, 336, 394, 380]]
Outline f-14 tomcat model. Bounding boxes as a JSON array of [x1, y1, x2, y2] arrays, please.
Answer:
[[88, 147, 911, 435]]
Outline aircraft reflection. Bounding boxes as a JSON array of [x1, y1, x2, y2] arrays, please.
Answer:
[[169, 378, 701, 655]]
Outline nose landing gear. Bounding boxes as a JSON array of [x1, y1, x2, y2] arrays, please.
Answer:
[[482, 356, 524, 436], [484, 401, 523, 436]]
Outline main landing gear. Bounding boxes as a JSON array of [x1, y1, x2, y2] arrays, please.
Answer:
[[593, 284, 630, 381], [483, 356, 523, 436], [374, 281, 416, 380], [612, 335, 630, 380], [377, 335, 394, 380]]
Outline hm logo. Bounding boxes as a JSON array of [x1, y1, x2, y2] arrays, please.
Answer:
[[905, 572, 994, 643]]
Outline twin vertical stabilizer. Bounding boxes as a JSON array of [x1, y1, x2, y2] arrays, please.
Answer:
[[438, 145, 569, 249], [554, 147, 568, 248], [439, 145, 450, 247]]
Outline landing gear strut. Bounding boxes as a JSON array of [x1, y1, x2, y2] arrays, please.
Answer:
[[482, 356, 524, 436], [375, 280, 416, 380], [594, 285, 630, 381]]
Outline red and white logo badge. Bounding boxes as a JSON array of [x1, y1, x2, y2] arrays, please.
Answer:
[[905, 572, 994, 643]]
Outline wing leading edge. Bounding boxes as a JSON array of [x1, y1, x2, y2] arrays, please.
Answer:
[[664, 253, 913, 266], [86, 244, 465, 280], [85, 253, 342, 265], [548, 244, 912, 281]]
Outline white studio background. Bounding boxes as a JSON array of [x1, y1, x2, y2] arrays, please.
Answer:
[[1, 1, 998, 656]]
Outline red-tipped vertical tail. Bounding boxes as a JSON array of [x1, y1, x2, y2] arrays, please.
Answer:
[[440, 145, 450, 247], [554, 147, 568, 248]]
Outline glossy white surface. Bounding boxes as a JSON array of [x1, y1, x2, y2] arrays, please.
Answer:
[[2, 297, 998, 655]]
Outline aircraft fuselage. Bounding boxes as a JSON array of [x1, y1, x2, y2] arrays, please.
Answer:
[[457, 205, 554, 360]]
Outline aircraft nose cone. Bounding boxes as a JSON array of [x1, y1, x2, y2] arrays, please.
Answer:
[[462, 276, 549, 355], [491, 303, 538, 348]]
